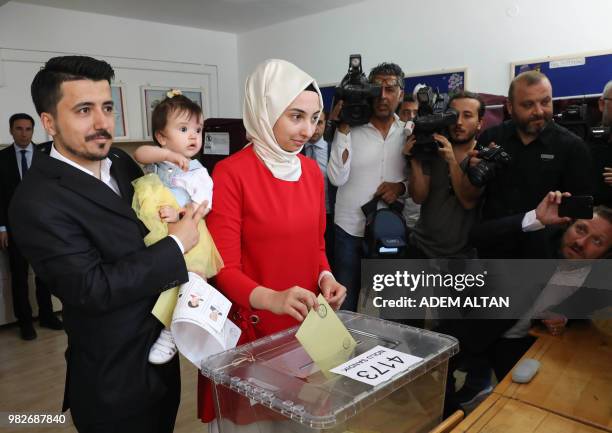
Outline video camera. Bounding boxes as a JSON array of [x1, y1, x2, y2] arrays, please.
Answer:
[[467, 145, 512, 187], [409, 86, 458, 160], [590, 125, 611, 141], [333, 55, 382, 126], [554, 104, 589, 140], [554, 103, 611, 141]]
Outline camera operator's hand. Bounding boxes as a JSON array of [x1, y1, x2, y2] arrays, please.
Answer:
[[376, 182, 405, 204], [604, 167, 612, 186], [403, 135, 417, 157], [468, 141, 497, 168], [535, 191, 572, 226], [331, 100, 350, 135], [434, 133, 456, 164], [330, 100, 343, 122]]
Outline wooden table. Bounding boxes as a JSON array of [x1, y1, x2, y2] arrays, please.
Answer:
[[453, 323, 612, 432], [452, 393, 608, 433]]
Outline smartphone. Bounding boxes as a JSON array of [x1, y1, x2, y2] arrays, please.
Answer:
[[558, 195, 594, 219]]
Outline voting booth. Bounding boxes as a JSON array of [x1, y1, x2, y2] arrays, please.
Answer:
[[201, 311, 458, 433]]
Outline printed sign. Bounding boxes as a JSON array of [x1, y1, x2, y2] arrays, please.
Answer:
[[330, 345, 423, 386]]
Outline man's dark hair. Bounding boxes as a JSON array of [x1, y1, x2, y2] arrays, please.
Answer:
[[31, 56, 115, 115], [368, 62, 405, 89], [9, 113, 35, 129], [151, 94, 203, 146], [448, 91, 486, 119], [508, 70, 548, 102], [402, 93, 417, 103]]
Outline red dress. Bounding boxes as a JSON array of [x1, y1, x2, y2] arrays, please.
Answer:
[[198, 146, 330, 422]]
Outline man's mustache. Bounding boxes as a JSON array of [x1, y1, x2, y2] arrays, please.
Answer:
[[85, 130, 112, 142]]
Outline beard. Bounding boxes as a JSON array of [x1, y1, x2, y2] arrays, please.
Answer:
[[56, 127, 112, 162], [372, 98, 398, 121], [603, 107, 611, 127], [450, 129, 478, 145], [515, 113, 552, 137]]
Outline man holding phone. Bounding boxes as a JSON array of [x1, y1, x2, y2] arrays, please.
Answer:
[[471, 70, 593, 259]]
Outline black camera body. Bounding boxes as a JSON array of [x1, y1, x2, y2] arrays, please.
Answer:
[[334, 55, 381, 126], [589, 125, 611, 142], [554, 104, 590, 140], [467, 145, 512, 187], [411, 86, 458, 160]]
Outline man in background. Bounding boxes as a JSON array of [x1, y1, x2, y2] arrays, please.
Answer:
[[0, 113, 61, 340]]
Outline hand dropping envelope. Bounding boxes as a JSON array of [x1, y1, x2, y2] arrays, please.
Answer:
[[296, 294, 357, 374]]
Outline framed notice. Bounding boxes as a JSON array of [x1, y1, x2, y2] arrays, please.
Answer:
[[111, 84, 128, 140]]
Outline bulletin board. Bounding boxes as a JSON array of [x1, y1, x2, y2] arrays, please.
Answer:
[[511, 50, 612, 98], [403, 68, 467, 96]]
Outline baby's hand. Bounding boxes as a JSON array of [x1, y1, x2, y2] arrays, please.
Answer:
[[165, 150, 190, 172], [159, 205, 180, 223], [198, 200, 211, 217]]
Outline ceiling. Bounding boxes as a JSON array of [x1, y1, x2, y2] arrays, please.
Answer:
[[15, 0, 367, 33]]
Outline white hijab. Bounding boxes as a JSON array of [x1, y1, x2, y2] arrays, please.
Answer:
[[243, 59, 323, 182]]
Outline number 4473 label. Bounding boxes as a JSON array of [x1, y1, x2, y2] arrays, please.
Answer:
[[329, 345, 423, 386]]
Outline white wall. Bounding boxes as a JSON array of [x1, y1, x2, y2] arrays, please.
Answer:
[[238, 0, 612, 97], [0, 1, 241, 145]]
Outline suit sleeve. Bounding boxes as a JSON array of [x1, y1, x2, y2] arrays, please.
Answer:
[[9, 195, 188, 314], [207, 163, 260, 310]]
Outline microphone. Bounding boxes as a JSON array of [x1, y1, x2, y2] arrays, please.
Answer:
[[403, 120, 415, 136]]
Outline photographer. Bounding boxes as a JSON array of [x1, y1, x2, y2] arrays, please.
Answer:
[[589, 80, 612, 206], [328, 62, 408, 312], [472, 70, 592, 259], [405, 91, 485, 259]]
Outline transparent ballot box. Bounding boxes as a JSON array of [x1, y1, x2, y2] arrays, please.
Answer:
[[201, 311, 459, 433]]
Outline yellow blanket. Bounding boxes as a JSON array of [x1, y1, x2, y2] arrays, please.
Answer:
[[132, 173, 223, 327]]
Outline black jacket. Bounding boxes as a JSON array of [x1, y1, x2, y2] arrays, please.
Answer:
[[8, 148, 188, 425]]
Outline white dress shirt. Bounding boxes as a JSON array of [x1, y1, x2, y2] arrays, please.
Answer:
[[328, 115, 408, 237]]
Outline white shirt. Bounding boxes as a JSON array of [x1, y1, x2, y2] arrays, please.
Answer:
[[49, 144, 184, 253], [328, 115, 408, 237], [50, 144, 121, 195]]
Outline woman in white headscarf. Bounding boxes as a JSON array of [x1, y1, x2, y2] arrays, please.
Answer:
[[198, 59, 346, 424]]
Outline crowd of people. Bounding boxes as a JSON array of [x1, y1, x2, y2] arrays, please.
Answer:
[[1, 54, 610, 432]]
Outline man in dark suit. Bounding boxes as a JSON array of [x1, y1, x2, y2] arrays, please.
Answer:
[[9, 56, 206, 433], [0, 113, 62, 340]]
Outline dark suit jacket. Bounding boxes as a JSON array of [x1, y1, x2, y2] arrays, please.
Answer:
[[0, 142, 50, 229], [8, 147, 188, 424]]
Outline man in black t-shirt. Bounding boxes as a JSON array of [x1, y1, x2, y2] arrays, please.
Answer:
[[472, 70, 592, 259]]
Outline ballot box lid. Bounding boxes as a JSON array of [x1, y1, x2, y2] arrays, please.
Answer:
[[201, 311, 458, 429]]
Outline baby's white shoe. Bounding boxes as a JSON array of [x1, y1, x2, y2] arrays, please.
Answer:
[[148, 328, 178, 364]]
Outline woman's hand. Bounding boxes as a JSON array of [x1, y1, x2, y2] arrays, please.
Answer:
[[250, 286, 319, 322], [320, 274, 347, 311]]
